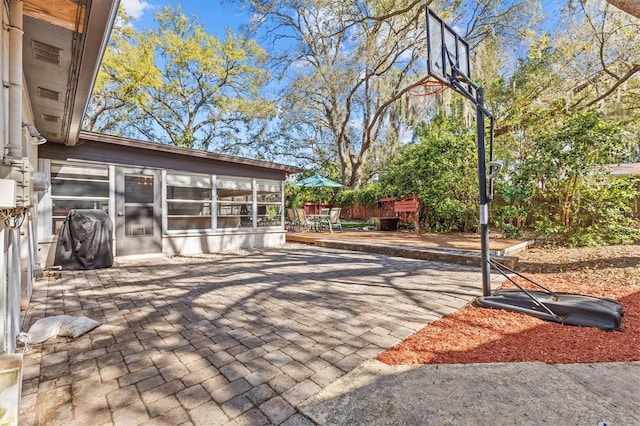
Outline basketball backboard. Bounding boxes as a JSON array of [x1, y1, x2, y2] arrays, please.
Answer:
[[426, 7, 471, 87]]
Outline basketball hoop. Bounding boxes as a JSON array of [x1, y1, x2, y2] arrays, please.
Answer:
[[407, 78, 447, 96]]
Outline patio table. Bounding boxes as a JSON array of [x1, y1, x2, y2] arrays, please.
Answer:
[[307, 213, 332, 232]]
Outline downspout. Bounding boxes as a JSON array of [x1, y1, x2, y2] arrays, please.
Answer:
[[4, 0, 23, 355], [7, 0, 23, 159]]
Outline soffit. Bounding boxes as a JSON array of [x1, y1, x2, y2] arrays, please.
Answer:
[[21, 0, 119, 146]]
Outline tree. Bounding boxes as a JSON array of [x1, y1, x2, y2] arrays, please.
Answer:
[[84, 8, 156, 139], [491, 0, 640, 196], [493, 108, 636, 245], [85, 6, 274, 153], [377, 112, 479, 232], [495, 1, 640, 125], [526, 109, 623, 227], [244, 0, 537, 188], [249, 0, 429, 188], [560, 1, 640, 112]]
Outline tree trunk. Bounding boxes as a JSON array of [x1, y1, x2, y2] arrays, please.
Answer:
[[349, 161, 364, 190]]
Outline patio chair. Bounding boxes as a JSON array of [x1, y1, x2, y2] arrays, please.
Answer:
[[317, 208, 330, 216], [286, 208, 297, 231], [316, 207, 342, 233], [294, 208, 313, 232], [313, 208, 330, 232], [328, 207, 343, 232]]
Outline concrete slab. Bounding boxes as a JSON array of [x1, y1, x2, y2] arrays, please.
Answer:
[[300, 359, 640, 425]]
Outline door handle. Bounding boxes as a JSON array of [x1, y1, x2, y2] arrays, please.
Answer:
[[117, 211, 124, 217]]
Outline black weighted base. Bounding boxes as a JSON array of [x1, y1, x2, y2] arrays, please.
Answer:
[[475, 289, 624, 331]]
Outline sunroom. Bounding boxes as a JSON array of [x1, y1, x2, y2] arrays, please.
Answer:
[[37, 131, 301, 265]]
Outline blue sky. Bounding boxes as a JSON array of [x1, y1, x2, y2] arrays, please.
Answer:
[[120, 0, 247, 36]]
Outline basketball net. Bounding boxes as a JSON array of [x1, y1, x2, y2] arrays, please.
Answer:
[[406, 78, 447, 97]]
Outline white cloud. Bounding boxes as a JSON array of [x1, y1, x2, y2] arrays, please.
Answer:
[[120, 0, 152, 20]]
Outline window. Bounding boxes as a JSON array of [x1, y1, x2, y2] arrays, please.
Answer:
[[256, 180, 282, 227], [166, 173, 212, 231], [217, 177, 252, 228], [50, 162, 109, 233]]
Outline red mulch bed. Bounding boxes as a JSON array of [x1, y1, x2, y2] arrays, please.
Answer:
[[377, 266, 640, 365]]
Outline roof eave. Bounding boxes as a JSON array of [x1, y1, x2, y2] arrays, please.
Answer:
[[78, 130, 303, 174], [65, 0, 120, 146]]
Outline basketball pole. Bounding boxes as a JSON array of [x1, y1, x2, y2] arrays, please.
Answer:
[[449, 78, 493, 297], [475, 87, 492, 297], [426, 5, 494, 297]]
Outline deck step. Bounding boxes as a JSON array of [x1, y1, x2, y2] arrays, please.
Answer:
[[286, 234, 519, 269]]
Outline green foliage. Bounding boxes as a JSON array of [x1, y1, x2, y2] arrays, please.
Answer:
[[517, 175, 639, 247], [493, 109, 628, 243], [285, 171, 344, 207], [531, 218, 569, 247], [485, 3, 640, 248], [569, 177, 639, 246], [336, 184, 383, 208], [85, 5, 273, 154], [528, 110, 623, 183], [491, 205, 525, 238], [377, 114, 478, 232]]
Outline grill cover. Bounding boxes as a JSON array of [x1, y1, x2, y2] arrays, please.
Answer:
[[54, 210, 113, 270]]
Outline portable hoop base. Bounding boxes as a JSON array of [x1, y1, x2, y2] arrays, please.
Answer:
[[475, 290, 624, 331]]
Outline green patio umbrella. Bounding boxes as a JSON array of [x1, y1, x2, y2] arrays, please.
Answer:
[[293, 174, 343, 214], [294, 174, 343, 188]]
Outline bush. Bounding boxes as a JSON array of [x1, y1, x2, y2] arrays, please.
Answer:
[[529, 177, 639, 247], [491, 205, 526, 238], [375, 114, 479, 233], [336, 184, 382, 208], [532, 217, 569, 246], [501, 224, 521, 239], [568, 177, 639, 246]]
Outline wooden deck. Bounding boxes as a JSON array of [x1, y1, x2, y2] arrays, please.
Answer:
[[286, 230, 531, 268]]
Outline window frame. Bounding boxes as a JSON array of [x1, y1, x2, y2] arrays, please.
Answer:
[[165, 172, 213, 232]]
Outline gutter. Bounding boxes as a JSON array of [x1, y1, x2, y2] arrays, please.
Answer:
[[65, 0, 120, 146], [6, 0, 23, 159]]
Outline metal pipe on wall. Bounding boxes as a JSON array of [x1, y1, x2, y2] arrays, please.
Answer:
[[3, 0, 24, 355], [7, 0, 23, 159], [6, 229, 20, 354], [0, 226, 7, 353]]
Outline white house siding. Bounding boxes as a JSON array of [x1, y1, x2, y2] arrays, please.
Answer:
[[162, 231, 286, 256]]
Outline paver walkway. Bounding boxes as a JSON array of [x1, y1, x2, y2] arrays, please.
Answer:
[[19, 245, 500, 425]]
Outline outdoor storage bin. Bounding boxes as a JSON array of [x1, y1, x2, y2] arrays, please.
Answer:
[[374, 217, 399, 231]]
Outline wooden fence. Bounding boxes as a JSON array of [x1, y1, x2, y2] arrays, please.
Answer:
[[340, 195, 420, 229]]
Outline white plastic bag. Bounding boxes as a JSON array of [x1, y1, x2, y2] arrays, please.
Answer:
[[18, 315, 100, 348]]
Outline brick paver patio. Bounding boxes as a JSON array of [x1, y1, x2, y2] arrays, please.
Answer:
[[19, 245, 495, 425]]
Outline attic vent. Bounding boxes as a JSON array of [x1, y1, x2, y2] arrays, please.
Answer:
[[37, 87, 61, 101], [31, 40, 62, 65], [41, 114, 60, 123]]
